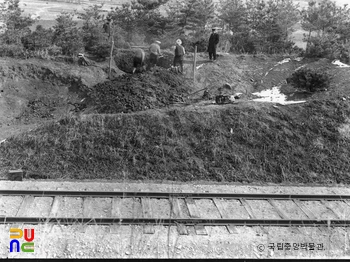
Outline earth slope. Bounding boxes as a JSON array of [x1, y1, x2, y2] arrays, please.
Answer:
[[0, 53, 350, 185]]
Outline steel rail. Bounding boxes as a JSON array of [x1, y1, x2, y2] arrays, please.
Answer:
[[1, 190, 350, 200], [2, 217, 350, 226]]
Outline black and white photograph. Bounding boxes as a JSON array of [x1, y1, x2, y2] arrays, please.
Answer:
[[0, 0, 350, 259]]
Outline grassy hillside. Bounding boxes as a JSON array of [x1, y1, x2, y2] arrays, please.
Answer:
[[1, 97, 350, 184]]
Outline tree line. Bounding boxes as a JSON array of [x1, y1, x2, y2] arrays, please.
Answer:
[[0, 0, 350, 61]]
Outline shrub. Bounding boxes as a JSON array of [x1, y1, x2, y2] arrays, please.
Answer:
[[89, 43, 111, 59], [229, 32, 256, 54], [0, 44, 25, 58], [305, 38, 327, 58], [47, 45, 62, 56], [304, 37, 342, 60], [182, 36, 208, 53], [29, 49, 50, 60], [287, 67, 330, 92], [191, 38, 208, 52], [158, 34, 177, 50]]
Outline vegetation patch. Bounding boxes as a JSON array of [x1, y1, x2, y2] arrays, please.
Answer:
[[16, 97, 59, 123], [287, 67, 331, 92], [1, 98, 350, 184]]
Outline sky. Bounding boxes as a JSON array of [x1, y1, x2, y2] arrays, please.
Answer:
[[325, 0, 349, 5]]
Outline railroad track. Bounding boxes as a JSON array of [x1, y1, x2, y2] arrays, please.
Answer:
[[1, 190, 350, 235]]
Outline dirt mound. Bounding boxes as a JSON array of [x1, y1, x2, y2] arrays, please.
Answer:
[[86, 68, 194, 114]]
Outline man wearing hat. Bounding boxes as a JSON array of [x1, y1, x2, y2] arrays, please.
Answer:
[[208, 27, 219, 61], [149, 40, 162, 68], [173, 39, 185, 74]]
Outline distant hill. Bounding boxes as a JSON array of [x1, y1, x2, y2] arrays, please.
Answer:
[[20, 0, 349, 32], [19, 0, 128, 21], [28, 0, 126, 4], [294, 0, 349, 7]]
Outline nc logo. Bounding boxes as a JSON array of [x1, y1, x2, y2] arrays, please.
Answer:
[[9, 228, 35, 253]]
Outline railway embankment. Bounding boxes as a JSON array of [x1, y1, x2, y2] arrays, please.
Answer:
[[0, 55, 350, 185]]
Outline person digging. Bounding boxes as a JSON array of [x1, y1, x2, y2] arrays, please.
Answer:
[[132, 48, 146, 74]]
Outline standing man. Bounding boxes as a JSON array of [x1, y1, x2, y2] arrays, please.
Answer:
[[103, 17, 112, 38], [173, 39, 185, 74], [149, 40, 162, 69], [208, 27, 219, 61], [132, 48, 146, 74]]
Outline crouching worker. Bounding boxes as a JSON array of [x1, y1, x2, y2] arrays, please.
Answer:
[[132, 48, 146, 74], [149, 40, 162, 69], [173, 39, 185, 74]]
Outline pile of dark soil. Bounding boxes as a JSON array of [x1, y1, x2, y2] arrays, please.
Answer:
[[114, 49, 136, 73], [85, 68, 194, 114]]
